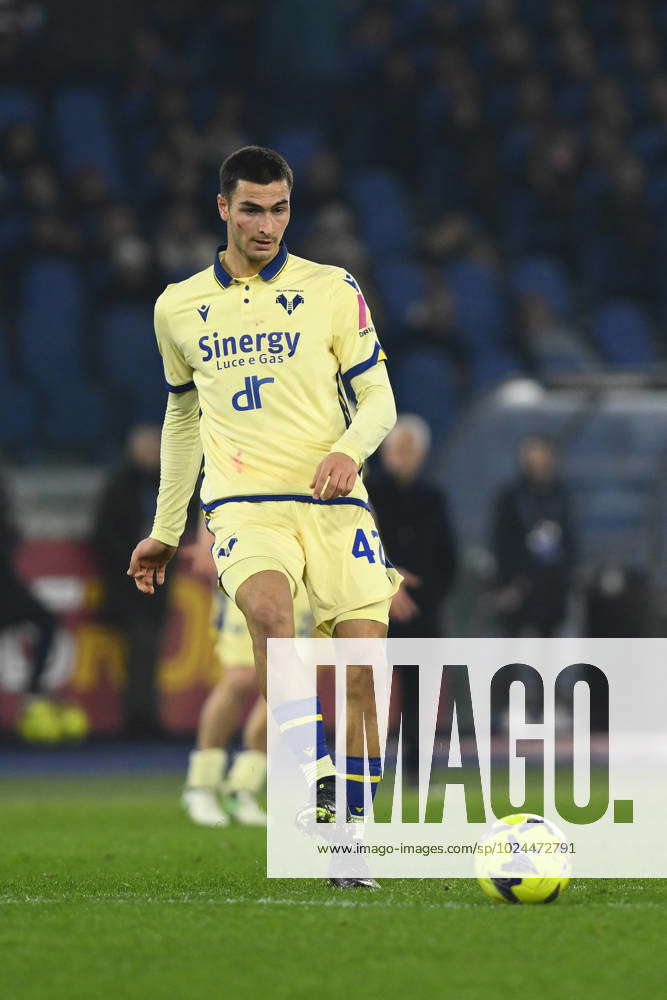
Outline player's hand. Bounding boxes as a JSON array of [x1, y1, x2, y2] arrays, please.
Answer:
[[310, 452, 358, 500], [398, 568, 422, 589], [390, 585, 420, 622], [390, 568, 422, 623], [126, 537, 177, 595]]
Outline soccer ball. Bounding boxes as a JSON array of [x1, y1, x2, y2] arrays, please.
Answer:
[[58, 704, 90, 742], [475, 813, 572, 904], [17, 698, 63, 743]]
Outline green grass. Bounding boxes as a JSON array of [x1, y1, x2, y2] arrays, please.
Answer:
[[1, 773, 665, 1000]]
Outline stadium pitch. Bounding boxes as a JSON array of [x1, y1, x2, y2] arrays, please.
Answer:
[[1, 771, 665, 1000]]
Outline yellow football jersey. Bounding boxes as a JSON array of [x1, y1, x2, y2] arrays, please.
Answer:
[[153, 243, 387, 521]]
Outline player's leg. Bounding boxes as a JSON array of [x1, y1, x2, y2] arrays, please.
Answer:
[[236, 569, 338, 809], [208, 506, 336, 819], [333, 617, 386, 821], [225, 697, 268, 826], [235, 569, 295, 697], [183, 667, 256, 827], [2, 573, 62, 740]]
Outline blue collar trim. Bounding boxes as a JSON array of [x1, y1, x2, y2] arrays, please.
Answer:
[[213, 241, 289, 288]]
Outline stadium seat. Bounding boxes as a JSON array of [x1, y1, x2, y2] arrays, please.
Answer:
[[373, 258, 426, 332], [532, 334, 599, 378], [0, 88, 39, 130], [470, 349, 522, 391], [591, 301, 658, 369], [445, 257, 507, 352], [510, 256, 575, 319], [18, 257, 87, 386], [52, 89, 123, 194], [391, 347, 458, 439], [42, 381, 110, 451], [99, 305, 162, 392], [268, 127, 324, 176], [99, 304, 166, 429], [347, 169, 411, 254], [0, 380, 38, 454], [0, 322, 39, 453]]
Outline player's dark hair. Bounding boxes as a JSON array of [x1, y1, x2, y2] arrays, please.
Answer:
[[219, 146, 293, 201]]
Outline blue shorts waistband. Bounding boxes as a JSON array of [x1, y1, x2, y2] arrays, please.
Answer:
[[201, 493, 371, 513]]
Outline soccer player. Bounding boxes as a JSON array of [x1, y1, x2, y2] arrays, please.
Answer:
[[127, 146, 401, 888]]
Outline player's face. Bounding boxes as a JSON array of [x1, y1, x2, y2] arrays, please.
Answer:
[[217, 179, 291, 265]]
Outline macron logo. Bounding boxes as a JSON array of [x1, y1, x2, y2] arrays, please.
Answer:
[[197, 304, 211, 323]]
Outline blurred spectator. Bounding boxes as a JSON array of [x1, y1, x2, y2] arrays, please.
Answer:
[[490, 435, 577, 637], [0, 472, 58, 700], [584, 564, 653, 637], [516, 293, 599, 377], [155, 201, 217, 282], [367, 414, 458, 781], [405, 276, 469, 379], [100, 235, 160, 308], [91, 425, 170, 738]]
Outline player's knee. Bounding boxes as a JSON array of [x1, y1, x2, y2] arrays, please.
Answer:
[[226, 668, 255, 696], [243, 597, 293, 639]]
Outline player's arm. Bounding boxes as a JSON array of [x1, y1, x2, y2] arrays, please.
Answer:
[[127, 291, 203, 593], [311, 364, 396, 499], [312, 274, 396, 501]]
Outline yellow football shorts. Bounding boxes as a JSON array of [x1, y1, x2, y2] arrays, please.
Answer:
[[211, 580, 315, 669], [206, 499, 402, 632]]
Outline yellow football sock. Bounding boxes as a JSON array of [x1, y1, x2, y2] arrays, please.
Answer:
[[186, 748, 227, 788], [226, 750, 267, 795]]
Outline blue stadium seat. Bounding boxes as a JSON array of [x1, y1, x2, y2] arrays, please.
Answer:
[[0, 323, 38, 453], [268, 127, 324, 176], [445, 257, 507, 352], [391, 348, 457, 439], [373, 258, 426, 331], [348, 169, 411, 254], [52, 89, 123, 194], [99, 305, 162, 392], [470, 350, 522, 391], [510, 256, 575, 319], [99, 305, 166, 428], [42, 382, 110, 450], [18, 257, 87, 385], [0, 380, 38, 454], [591, 301, 657, 369], [0, 88, 39, 130]]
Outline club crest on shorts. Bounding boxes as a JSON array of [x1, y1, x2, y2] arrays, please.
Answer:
[[217, 535, 238, 558], [276, 292, 304, 315]]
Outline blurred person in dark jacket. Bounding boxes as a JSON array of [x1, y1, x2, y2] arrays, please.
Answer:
[[491, 435, 576, 637], [92, 425, 175, 738], [366, 414, 458, 781], [0, 475, 58, 711]]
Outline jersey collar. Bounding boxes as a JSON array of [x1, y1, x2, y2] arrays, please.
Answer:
[[213, 240, 289, 288]]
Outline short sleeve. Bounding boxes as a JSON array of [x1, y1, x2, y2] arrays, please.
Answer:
[[154, 290, 196, 393], [331, 272, 386, 405]]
